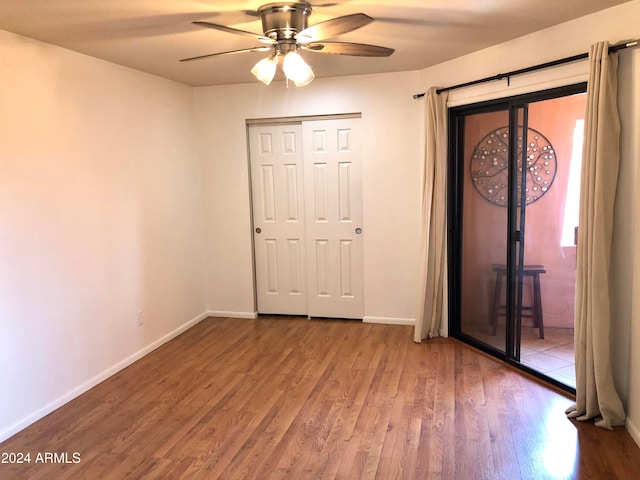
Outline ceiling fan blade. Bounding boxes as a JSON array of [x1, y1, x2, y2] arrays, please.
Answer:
[[180, 46, 272, 62], [295, 13, 373, 43], [240, 9, 261, 18], [192, 21, 272, 44], [304, 42, 394, 57]]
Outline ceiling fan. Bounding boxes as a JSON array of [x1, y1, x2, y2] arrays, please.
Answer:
[[180, 2, 395, 86]]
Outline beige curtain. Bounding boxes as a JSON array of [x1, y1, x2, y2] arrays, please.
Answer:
[[414, 87, 449, 342], [565, 42, 626, 429]]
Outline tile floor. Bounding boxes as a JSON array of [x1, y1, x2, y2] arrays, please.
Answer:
[[464, 324, 575, 388], [520, 326, 575, 388]]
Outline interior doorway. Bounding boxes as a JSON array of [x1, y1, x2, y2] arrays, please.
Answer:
[[448, 85, 587, 391], [248, 116, 364, 319]]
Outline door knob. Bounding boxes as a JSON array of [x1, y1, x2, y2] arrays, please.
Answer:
[[255, 227, 262, 234], [355, 228, 362, 234]]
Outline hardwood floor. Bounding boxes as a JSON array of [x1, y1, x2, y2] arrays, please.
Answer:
[[2, 316, 639, 479]]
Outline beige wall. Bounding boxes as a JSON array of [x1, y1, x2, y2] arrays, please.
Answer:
[[194, 72, 423, 324], [616, 23, 640, 448], [0, 30, 207, 441]]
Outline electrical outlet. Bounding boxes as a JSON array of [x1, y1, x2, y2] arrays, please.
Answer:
[[137, 310, 144, 327]]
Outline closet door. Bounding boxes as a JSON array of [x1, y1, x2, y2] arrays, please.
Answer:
[[303, 118, 364, 319], [249, 124, 307, 315], [249, 117, 364, 319]]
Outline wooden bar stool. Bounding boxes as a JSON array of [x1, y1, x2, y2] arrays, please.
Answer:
[[490, 263, 546, 339]]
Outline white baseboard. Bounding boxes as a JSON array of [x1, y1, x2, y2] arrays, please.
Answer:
[[363, 316, 415, 326], [627, 416, 640, 448], [207, 310, 258, 319], [0, 311, 209, 443]]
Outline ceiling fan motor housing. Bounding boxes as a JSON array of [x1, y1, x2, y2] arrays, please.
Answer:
[[259, 2, 312, 40]]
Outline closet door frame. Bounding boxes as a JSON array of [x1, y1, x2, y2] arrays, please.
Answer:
[[247, 113, 364, 319]]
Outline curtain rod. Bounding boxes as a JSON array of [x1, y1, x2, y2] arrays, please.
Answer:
[[412, 39, 639, 99]]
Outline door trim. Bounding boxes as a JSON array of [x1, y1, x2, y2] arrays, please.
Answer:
[[246, 112, 362, 126]]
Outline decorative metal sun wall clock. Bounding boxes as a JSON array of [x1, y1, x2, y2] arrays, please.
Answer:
[[470, 126, 557, 207]]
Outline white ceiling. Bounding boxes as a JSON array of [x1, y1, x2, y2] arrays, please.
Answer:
[[0, 0, 631, 87]]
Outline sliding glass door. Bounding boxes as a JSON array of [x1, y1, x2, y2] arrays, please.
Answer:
[[449, 85, 587, 391], [454, 107, 510, 354]]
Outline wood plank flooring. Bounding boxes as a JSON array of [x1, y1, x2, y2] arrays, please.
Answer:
[[1, 316, 639, 479]]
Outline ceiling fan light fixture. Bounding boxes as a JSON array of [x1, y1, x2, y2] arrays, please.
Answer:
[[183, 3, 394, 86], [251, 55, 278, 85], [282, 51, 314, 86]]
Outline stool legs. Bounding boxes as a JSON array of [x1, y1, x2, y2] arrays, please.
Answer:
[[489, 267, 544, 339], [490, 270, 504, 335], [532, 273, 544, 339]]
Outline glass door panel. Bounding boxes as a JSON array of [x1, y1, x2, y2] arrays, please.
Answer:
[[458, 109, 510, 353], [517, 94, 586, 389]]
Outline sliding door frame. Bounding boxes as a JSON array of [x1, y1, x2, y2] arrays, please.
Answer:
[[447, 83, 586, 392]]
